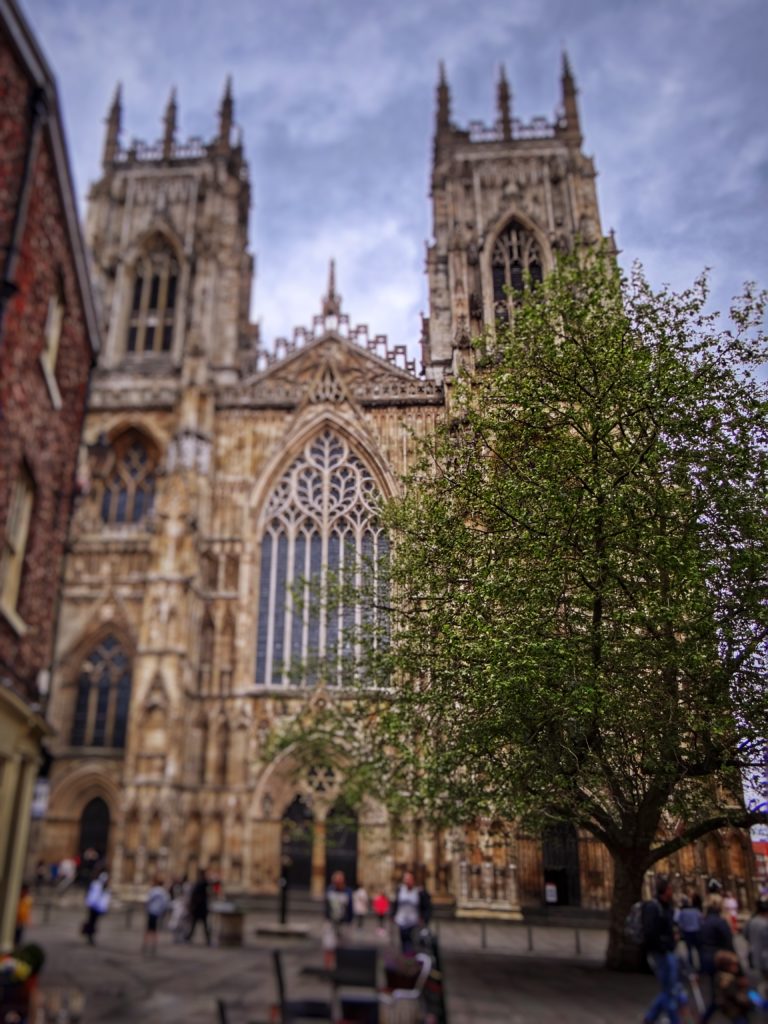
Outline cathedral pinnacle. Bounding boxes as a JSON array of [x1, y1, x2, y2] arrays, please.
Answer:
[[560, 51, 582, 148], [162, 87, 177, 160], [436, 61, 451, 132], [497, 64, 512, 141], [218, 76, 234, 150], [102, 83, 122, 168], [321, 259, 342, 320]]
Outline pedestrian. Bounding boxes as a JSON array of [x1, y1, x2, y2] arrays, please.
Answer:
[[708, 949, 752, 1023], [744, 898, 768, 996], [392, 870, 431, 955], [186, 869, 211, 945], [57, 856, 76, 892], [15, 884, 33, 946], [323, 870, 353, 969], [352, 884, 369, 929], [372, 890, 390, 936], [700, 893, 736, 1020], [33, 860, 47, 891], [81, 846, 99, 884], [641, 875, 683, 1024], [168, 875, 190, 943], [143, 877, 170, 955], [677, 891, 703, 970], [82, 871, 111, 945], [723, 890, 740, 933]]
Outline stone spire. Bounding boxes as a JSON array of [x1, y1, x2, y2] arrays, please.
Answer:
[[321, 259, 342, 319], [436, 61, 451, 132], [497, 65, 512, 141], [102, 83, 122, 168], [218, 76, 234, 149], [560, 51, 582, 148], [162, 88, 177, 160]]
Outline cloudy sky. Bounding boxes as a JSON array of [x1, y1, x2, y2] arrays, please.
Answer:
[[22, 0, 768, 365]]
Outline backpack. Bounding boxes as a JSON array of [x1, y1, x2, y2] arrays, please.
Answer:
[[624, 900, 645, 945]]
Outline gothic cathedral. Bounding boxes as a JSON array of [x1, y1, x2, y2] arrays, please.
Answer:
[[38, 61, 754, 914]]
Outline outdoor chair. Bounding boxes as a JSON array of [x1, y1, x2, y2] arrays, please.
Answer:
[[272, 950, 334, 1023], [332, 946, 379, 990], [379, 954, 432, 1024]]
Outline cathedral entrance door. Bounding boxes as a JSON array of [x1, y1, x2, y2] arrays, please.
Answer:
[[281, 796, 313, 890], [325, 797, 358, 886], [542, 823, 581, 906], [79, 797, 110, 860]]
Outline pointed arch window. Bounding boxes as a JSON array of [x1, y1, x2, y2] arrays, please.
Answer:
[[126, 235, 179, 355], [491, 220, 543, 321], [255, 429, 388, 687], [99, 430, 157, 525], [70, 635, 132, 748]]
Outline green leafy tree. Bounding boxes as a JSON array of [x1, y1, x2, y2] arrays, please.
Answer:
[[289, 248, 768, 969]]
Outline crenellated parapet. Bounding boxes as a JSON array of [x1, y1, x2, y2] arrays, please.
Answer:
[[245, 261, 418, 377]]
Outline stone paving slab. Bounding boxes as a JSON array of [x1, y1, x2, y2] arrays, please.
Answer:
[[13, 904, 665, 1023]]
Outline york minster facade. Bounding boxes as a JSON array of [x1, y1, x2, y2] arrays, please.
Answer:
[[37, 62, 756, 913]]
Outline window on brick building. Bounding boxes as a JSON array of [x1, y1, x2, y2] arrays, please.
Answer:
[[125, 235, 179, 356], [491, 220, 543, 322], [255, 429, 388, 687], [99, 430, 157, 525], [40, 282, 65, 408], [70, 635, 132, 748], [0, 463, 35, 626]]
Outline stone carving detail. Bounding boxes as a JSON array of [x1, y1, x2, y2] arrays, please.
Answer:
[[310, 364, 345, 404]]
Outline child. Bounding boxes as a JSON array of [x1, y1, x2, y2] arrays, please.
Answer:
[[372, 890, 390, 937], [15, 884, 33, 946], [143, 878, 170, 955], [708, 949, 752, 1023], [352, 885, 369, 929]]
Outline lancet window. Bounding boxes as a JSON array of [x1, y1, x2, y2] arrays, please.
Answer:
[[255, 429, 388, 687], [99, 430, 157, 525], [70, 635, 132, 748], [491, 220, 543, 321], [125, 235, 179, 355]]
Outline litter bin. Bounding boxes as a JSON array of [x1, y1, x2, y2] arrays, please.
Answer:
[[211, 901, 244, 947]]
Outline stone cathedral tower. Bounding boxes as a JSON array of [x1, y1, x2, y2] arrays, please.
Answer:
[[39, 62, 752, 914]]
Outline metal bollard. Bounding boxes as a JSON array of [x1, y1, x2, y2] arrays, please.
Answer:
[[43, 902, 51, 924], [481, 921, 487, 949], [574, 927, 581, 955], [125, 905, 133, 929], [527, 923, 533, 952]]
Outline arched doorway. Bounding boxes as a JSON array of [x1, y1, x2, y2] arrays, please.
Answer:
[[542, 823, 580, 906], [281, 796, 313, 890], [79, 797, 110, 860], [326, 797, 358, 886]]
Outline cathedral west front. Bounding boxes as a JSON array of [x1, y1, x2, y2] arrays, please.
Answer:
[[37, 60, 756, 914]]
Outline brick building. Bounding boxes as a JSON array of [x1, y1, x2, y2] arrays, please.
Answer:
[[0, 0, 99, 951]]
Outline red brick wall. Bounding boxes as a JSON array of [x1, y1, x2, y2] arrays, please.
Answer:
[[0, 30, 94, 701]]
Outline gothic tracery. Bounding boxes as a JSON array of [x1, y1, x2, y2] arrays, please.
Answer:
[[255, 429, 387, 687]]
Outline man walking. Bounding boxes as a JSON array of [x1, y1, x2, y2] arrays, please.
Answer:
[[186, 869, 211, 946], [642, 875, 682, 1024]]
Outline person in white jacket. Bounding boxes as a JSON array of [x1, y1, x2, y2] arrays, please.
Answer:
[[82, 872, 111, 945], [143, 878, 170, 955]]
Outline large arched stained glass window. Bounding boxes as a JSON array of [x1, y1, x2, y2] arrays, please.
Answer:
[[491, 219, 543, 321], [70, 635, 132, 748], [255, 429, 388, 687]]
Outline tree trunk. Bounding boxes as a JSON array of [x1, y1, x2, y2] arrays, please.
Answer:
[[605, 850, 650, 971]]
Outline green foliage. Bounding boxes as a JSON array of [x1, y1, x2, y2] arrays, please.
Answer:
[[286, 247, 768, 871]]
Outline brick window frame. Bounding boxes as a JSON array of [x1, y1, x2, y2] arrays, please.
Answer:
[[0, 462, 35, 634], [39, 280, 65, 410]]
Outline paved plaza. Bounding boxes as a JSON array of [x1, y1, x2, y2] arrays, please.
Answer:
[[9, 900, 672, 1023]]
